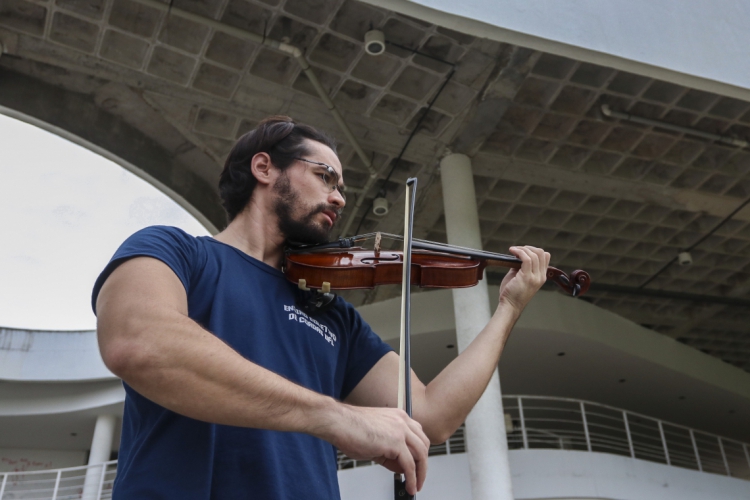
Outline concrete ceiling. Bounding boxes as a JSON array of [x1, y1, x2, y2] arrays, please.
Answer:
[[0, 0, 748, 373]]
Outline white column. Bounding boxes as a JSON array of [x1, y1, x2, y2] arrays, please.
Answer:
[[81, 414, 117, 500], [440, 153, 514, 500]]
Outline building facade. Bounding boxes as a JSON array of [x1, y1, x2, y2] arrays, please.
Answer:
[[1, 0, 750, 498]]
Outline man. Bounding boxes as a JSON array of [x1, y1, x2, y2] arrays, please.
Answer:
[[93, 116, 550, 499]]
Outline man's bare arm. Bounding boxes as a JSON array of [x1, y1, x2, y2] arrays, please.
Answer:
[[97, 256, 430, 494], [345, 246, 550, 444]]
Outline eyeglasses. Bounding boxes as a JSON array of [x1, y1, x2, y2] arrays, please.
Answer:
[[293, 158, 346, 201]]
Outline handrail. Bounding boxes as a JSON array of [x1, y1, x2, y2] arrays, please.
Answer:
[[0, 460, 116, 500], [339, 395, 750, 482], [0, 460, 117, 476], [2, 395, 749, 499]]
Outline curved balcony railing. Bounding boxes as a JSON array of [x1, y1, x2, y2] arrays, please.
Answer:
[[338, 395, 750, 481], [0, 460, 116, 500], [2, 395, 748, 499]]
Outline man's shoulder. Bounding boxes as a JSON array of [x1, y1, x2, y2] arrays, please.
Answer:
[[119, 225, 206, 256], [91, 226, 206, 313], [128, 225, 196, 243]]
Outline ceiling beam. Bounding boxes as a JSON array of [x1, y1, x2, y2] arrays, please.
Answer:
[[675, 332, 750, 342], [450, 47, 539, 155], [607, 310, 749, 334], [472, 154, 750, 223], [664, 279, 750, 338], [584, 283, 750, 307]]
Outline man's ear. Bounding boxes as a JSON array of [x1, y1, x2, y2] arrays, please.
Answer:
[[250, 152, 276, 187]]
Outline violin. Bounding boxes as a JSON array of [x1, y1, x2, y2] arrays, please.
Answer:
[[288, 180, 590, 499], [285, 232, 591, 297]]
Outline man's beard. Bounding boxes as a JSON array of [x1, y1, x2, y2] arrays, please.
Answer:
[[273, 173, 335, 245]]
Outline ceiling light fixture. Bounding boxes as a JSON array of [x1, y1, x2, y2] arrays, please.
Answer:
[[677, 251, 693, 267], [364, 30, 386, 56], [372, 196, 388, 216]]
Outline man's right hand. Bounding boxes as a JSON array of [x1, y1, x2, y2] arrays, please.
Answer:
[[313, 404, 430, 496]]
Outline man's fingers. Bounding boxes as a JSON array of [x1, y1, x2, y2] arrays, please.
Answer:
[[396, 414, 429, 493], [394, 444, 418, 495], [404, 429, 429, 490], [528, 246, 542, 276], [531, 247, 549, 285], [513, 245, 551, 282], [337, 406, 430, 494], [519, 247, 539, 276], [414, 443, 428, 491], [511, 246, 540, 276]]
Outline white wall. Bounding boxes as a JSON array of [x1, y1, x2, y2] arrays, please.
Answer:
[[0, 328, 114, 381], [368, 0, 750, 102], [357, 289, 750, 400], [338, 450, 750, 500], [0, 449, 86, 473], [0, 380, 124, 417]]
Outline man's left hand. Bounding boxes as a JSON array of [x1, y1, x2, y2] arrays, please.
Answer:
[[497, 246, 550, 312]]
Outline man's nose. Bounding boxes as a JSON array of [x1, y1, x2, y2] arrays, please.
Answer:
[[329, 188, 346, 209]]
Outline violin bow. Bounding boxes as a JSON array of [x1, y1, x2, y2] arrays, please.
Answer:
[[394, 178, 417, 499]]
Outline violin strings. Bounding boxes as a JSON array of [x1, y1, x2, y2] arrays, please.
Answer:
[[289, 232, 520, 263], [355, 232, 520, 262]]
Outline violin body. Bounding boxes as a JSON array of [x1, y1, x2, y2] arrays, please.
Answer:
[[286, 248, 482, 290], [285, 247, 591, 296]]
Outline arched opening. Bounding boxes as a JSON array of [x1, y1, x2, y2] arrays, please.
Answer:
[[0, 68, 226, 233], [0, 110, 211, 330]]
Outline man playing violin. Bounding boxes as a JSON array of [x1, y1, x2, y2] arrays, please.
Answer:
[[93, 115, 550, 499]]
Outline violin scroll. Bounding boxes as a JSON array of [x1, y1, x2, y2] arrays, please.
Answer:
[[546, 267, 591, 297]]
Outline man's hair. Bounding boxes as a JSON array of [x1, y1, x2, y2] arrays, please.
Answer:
[[219, 115, 338, 222]]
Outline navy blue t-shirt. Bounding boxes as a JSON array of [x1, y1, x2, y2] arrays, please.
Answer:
[[91, 226, 392, 499]]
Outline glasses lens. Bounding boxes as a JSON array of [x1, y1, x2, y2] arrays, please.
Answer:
[[319, 167, 334, 187], [294, 158, 346, 201], [322, 167, 345, 200]]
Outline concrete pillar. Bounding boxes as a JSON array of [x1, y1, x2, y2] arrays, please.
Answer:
[[81, 414, 117, 500], [440, 153, 514, 500]]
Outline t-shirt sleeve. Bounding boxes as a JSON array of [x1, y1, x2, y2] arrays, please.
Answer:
[[339, 301, 394, 400], [91, 226, 201, 314]]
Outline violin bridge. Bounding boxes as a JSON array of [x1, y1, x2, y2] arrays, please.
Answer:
[[321, 282, 331, 294], [298, 279, 310, 291], [374, 232, 382, 254]]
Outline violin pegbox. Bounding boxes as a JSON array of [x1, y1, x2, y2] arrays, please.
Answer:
[[569, 270, 591, 296], [545, 268, 591, 297]]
